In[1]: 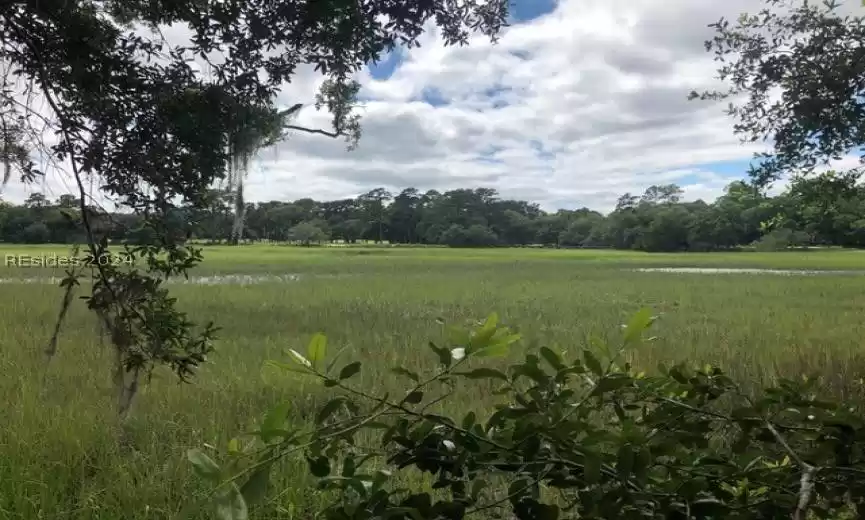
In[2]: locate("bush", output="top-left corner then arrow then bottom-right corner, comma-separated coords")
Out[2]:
754,228 -> 812,251
188,311 -> 865,519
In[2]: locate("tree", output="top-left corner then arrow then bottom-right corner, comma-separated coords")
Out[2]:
1,0 -> 510,418
640,184 -> 683,205
559,214 -> 603,247
787,170 -> 865,246
440,224 -> 498,247
23,192 -> 47,209
288,221 -> 329,246
0,59 -> 39,192
386,188 -> 422,244
358,187 -> 392,243
334,218 -> 366,244
226,103 -> 304,245
691,0 -> 865,186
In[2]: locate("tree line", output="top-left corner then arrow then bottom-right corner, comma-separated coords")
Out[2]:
2,170 -> 863,251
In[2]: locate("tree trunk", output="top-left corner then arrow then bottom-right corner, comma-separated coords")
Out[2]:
230,180 -> 245,245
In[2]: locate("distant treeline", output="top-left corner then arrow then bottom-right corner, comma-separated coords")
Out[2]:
2,170 -> 864,251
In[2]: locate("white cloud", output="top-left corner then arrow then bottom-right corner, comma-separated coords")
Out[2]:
4,0 -> 863,213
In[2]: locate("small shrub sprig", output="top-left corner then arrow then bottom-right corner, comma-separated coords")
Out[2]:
188,310 -> 865,519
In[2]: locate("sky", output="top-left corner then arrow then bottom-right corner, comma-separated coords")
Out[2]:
3,0 -> 863,213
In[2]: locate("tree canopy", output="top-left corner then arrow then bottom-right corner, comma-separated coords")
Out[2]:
5,173 -> 864,251
0,0 -> 510,416
691,0 -> 865,186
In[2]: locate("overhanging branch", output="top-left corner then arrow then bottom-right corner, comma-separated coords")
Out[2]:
282,124 -> 342,139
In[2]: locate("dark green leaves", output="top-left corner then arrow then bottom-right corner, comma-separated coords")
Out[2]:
583,350 -> 604,377
239,461 -> 272,506
307,456 -> 331,478
316,397 -> 348,425
200,309 -> 865,520
404,391 -> 424,405
338,362 -> 362,381
583,451 -> 602,485
428,341 -> 452,368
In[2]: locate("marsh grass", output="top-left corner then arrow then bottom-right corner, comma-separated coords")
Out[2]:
1,246 -> 864,518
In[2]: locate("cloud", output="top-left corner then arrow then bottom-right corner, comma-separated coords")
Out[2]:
5,0 -> 861,213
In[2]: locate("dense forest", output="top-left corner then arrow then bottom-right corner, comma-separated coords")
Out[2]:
2,170 -> 864,251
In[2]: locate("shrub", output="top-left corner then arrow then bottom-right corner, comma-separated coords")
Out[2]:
754,228 -> 811,251
188,311 -> 865,519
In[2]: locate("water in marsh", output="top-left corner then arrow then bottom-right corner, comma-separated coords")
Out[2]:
635,267 -> 865,276
0,273 -> 322,285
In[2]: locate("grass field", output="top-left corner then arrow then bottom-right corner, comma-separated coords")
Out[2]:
1,245 -> 864,519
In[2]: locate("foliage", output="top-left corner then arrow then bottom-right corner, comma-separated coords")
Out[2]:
5,173 -> 864,251
288,220 -> 330,246
191,310 -> 865,519
0,0 -> 509,417
690,0 -> 865,186
439,224 -> 500,248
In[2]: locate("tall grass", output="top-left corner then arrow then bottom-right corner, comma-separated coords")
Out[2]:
1,246 -> 864,518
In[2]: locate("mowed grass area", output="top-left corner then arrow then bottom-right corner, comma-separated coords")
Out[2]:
1,245 -> 864,519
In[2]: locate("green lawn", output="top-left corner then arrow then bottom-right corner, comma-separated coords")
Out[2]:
1,245 -> 864,519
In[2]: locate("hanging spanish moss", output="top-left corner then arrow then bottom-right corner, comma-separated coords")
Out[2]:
226,102 -> 303,245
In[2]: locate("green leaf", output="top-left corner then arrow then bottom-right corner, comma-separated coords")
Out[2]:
214,483 -> 248,520
454,368 -> 509,381
260,401 -> 290,443
461,411 -> 477,430
342,456 -> 357,478
307,456 -> 331,478
447,326 -> 471,347
590,374 -> 634,396
227,438 -> 240,455
391,367 -> 420,382
307,333 -> 327,368
187,448 -> 221,482
473,341 -> 511,358
316,397 -> 347,425
382,507 -> 424,520
623,307 -> 655,345
616,444 -> 634,481
540,346 -> 565,371
632,447 -> 652,485
468,313 -> 499,350
534,504 -> 560,520
482,312 -> 498,330
239,462 -> 272,506
583,350 -> 603,376
404,390 -> 423,405
583,451 -> 601,485
338,361 -> 362,381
